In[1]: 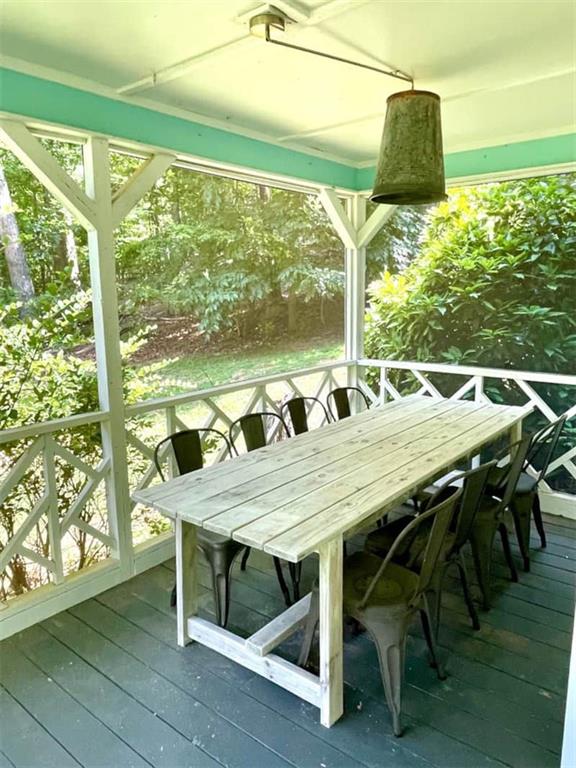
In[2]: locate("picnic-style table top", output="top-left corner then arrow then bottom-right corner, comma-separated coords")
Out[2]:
133,396 -> 527,563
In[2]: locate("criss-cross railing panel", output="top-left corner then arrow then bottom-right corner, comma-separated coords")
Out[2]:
358,358 -> 576,502
0,415 -> 113,601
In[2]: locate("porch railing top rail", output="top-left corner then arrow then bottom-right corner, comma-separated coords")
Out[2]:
125,359 -> 354,417
0,410 -> 110,447
358,358 -> 576,387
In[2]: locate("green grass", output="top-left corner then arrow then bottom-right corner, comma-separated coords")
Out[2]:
143,337 -> 344,397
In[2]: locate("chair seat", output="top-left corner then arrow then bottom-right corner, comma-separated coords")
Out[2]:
486,469 -> 538,498
343,551 -> 419,609
365,515 -> 415,557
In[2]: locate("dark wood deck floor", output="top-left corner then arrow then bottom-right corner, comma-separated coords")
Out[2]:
2,514 -> 574,768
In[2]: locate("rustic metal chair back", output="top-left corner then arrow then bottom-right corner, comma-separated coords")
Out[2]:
500,415 -> 567,568
280,396 -> 331,435
297,488 -> 460,737
154,427 -> 233,480
228,411 -> 300,606
153,428 -> 246,627
526,415 -> 567,484
469,434 -> 533,608
229,411 -> 290,453
326,386 -> 371,421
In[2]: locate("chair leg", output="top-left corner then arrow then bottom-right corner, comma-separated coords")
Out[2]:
469,524 -> 496,611
420,594 -> 446,680
298,586 -> 319,668
499,522 -> 518,583
273,557 -> 293,607
360,611 -> 409,737
288,561 -> 302,602
532,493 -> 547,548
456,551 -> 480,631
511,496 -> 532,572
203,547 -> 237,628
240,546 -> 251,571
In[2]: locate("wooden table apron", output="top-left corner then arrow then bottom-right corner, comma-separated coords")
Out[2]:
133,396 -> 527,727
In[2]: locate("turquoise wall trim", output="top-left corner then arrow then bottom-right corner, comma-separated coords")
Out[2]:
355,133 -> 576,189
0,68 -> 356,189
1,67 -> 574,191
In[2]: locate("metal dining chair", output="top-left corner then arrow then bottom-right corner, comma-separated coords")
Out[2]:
365,461 -> 497,635
486,416 -> 566,570
228,411 -> 301,605
154,428 -> 247,628
469,434 -> 533,609
299,488 -> 462,737
280,396 -> 331,435
326,386 -> 371,421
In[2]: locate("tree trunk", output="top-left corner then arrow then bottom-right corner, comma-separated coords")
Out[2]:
0,160 -> 35,304
63,208 -> 81,288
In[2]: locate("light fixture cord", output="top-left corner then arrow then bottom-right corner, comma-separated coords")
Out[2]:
264,25 -> 413,86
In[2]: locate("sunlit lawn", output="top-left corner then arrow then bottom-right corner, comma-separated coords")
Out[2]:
143,337 -> 344,397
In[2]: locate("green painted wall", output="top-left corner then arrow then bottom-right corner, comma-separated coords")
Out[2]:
0,68 -> 356,188
356,133 -> 576,189
1,67 -> 574,192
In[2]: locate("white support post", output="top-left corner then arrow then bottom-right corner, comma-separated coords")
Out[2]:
83,136 -> 133,577
111,153 -> 175,229
345,195 -> 366,388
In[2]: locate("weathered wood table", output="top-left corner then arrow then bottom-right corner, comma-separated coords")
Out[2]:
133,395 -> 527,727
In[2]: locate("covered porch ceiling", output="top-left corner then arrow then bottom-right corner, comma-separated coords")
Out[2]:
0,0 -> 575,189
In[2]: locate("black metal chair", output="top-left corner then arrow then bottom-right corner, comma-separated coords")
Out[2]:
154,428 -> 247,628
469,434 -> 533,609
486,416 -> 566,570
299,488 -> 462,737
280,396 -> 331,435
229,412 -> 301,605
365,461 -> 497,634
326,386 -> 371,421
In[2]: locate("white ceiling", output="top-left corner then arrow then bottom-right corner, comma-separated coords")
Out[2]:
1,0 -> 574,165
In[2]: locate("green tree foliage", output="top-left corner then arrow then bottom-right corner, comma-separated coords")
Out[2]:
115,169 -> 344,336
365,175 -> 576,491
366,175 -> 576,372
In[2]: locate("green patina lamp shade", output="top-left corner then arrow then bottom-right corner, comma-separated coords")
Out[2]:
371,89 -> 447,205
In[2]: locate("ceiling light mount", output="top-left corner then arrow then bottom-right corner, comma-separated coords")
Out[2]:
249,10 -> 413,85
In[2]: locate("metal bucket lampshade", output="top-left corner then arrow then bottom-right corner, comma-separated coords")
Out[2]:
371,90 -> 447,205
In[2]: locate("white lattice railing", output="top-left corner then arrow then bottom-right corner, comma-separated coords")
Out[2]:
1,357 -> 574,638
0,360 -> 351,638
358,358 -> 576,516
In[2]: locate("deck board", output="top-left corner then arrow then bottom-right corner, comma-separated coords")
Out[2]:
1,513 -> 573,768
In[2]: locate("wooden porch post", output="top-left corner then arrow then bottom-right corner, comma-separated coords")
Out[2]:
83,137 -> 133,575
345,195 -> 366,387
0,119 -> 174,582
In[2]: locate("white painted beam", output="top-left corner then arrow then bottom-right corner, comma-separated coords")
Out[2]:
319,187 -> 358,249
187,616 -> 321,707
117,36 -> 252,96
83,136 -> 133,576
344,194 -> 366,365
111,153 -> 175,228
357,203 -> 396,248
0,119 -> 97,230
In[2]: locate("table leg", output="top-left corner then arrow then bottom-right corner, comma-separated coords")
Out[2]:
175,517 -> 197,647
318,537 -> 344,727
510,419 -> 523,450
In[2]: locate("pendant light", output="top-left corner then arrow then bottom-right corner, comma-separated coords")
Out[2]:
371,90 -> 446,205
249,11 -> 446,205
